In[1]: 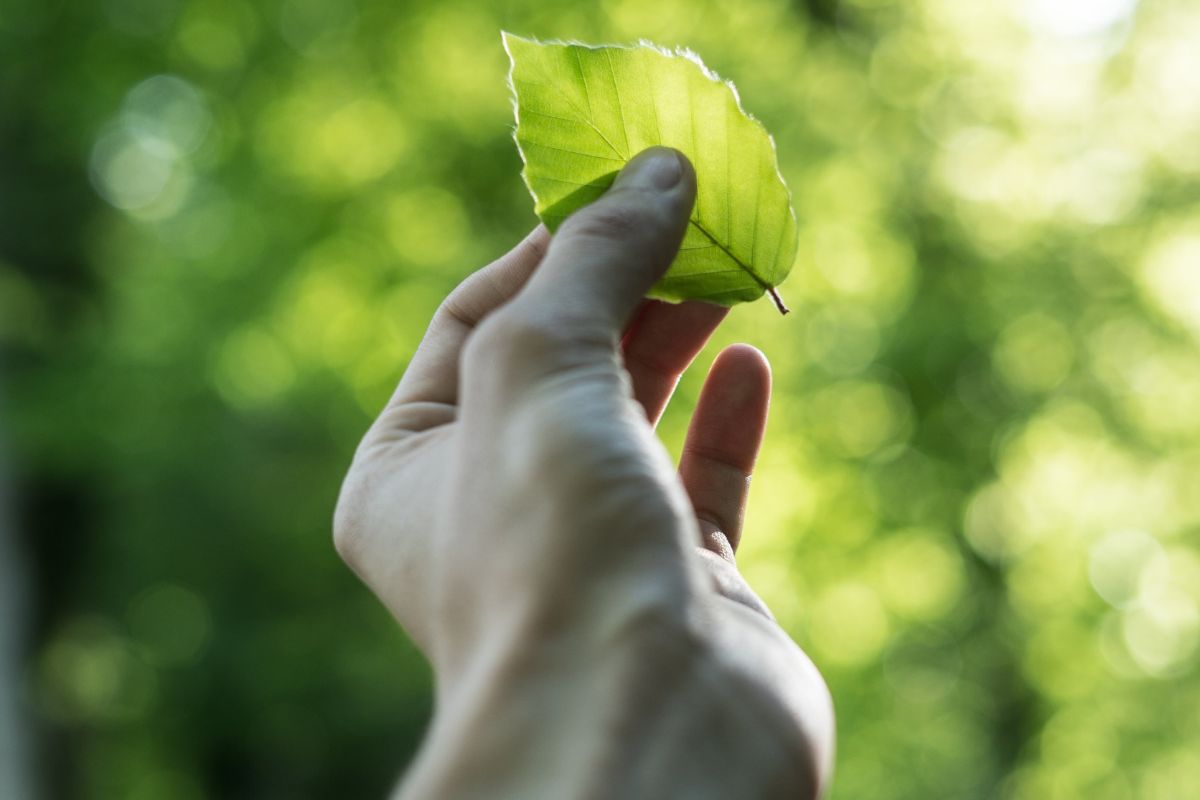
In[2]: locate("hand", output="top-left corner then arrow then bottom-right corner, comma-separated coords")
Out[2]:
334,148 -> 833,798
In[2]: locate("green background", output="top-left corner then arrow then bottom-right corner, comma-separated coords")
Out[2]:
3,0 -> 1199,797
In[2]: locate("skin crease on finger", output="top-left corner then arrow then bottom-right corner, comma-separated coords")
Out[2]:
333,148 -> 834,799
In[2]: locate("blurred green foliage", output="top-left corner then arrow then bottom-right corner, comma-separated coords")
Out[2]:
3,0 -> 1199,797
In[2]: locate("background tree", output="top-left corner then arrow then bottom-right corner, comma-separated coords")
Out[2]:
2,0 -> 1198,797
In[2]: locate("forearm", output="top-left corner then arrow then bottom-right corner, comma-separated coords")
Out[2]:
397,615 -> 823,800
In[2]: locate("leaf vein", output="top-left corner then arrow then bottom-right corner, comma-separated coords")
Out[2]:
724,98 -> 732,245
687,74 -> 700,221
572,48 -> 627,160
521,139 -> 625,162
688,220 -> 772,291
532,175 -> 613,189
658,267 -> 746,282
516,75 -> 624,159
604,48 -> 630,155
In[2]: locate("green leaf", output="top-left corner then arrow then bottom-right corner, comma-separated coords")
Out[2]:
503,32 -> 797,312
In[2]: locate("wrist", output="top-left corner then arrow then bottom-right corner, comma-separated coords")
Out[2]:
399,607 -> 821,800
404,597 -> 699,797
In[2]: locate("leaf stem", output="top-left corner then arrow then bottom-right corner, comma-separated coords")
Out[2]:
767,287 -> 790,315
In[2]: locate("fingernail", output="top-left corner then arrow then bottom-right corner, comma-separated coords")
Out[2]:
616,147 -> 682,192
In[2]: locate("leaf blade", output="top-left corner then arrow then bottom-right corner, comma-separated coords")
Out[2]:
505,32 -> 798,309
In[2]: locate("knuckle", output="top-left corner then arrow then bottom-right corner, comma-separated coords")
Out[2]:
433,266 -> 505,331
464,307 -> 579,370
432,290 -> 476,330
515,396 -> 683,538
697,547 -> 776,621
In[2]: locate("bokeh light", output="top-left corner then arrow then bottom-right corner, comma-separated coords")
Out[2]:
4,0 -> 1199,796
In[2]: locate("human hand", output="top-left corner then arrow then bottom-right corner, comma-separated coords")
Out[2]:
334,148 -> 833,798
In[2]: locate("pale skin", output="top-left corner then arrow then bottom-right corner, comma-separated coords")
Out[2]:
334,148 -> 835,798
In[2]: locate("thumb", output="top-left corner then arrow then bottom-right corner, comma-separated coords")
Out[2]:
514,147 -> 696,334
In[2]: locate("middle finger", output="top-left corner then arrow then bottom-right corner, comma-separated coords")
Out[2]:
619,299 -> 728,426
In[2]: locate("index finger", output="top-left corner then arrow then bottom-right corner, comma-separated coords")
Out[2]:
388,226 -> 549,411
